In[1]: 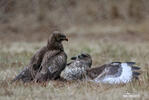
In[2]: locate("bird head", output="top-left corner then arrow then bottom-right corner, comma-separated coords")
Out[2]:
47,31 -> 68,50
71,53 -> 91,60
71,53 -> 92,68
78,53 -> 91,59
52,31 -> 68,42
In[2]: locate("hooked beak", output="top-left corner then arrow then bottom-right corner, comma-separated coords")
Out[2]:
65,38 -> 68,41
60,36 -> 68,42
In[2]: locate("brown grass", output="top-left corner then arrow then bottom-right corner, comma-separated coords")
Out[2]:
0,0 -> 149,100
0,36 -> 149,100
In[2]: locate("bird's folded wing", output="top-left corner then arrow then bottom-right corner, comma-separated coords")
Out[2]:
35,50 -> 67,81
29,46 -> 47,70
48,51 -> 67,79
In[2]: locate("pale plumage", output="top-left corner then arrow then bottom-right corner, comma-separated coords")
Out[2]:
87,62 -> 141,84
61,53 -> 92,80
61,52 -> 141,84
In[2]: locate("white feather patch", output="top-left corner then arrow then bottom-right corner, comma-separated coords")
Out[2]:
61,66 -> 86,80
93,63 -> 133,84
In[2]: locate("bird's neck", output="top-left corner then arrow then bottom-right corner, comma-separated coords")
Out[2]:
47,40 -> 64,51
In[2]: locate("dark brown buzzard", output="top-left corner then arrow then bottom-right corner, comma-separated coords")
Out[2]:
12,31 -> 68,83
34,31 -> 68,82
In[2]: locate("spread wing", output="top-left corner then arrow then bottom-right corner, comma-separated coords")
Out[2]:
87,62 -> 121,79
88,62 -> 141,84
35,50 -> 67,82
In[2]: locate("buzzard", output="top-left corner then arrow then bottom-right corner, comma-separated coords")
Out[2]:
87,62 -> 141,84
61,52 -> 141,84
12,31 -> 68,83
34,31 -> 68,82
61,53 -> 92,80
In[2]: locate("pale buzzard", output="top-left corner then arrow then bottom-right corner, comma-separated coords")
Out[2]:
61,53 -> 92,80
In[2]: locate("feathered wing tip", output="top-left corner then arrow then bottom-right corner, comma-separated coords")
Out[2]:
125,62 -> 141,80
115,62 -> 141,81
11,76 -> 19,83
118,62 -> 141,83
116,62 -> 141,83
11,67 -> 33,83
125,62 -> 136,66
131,66 -> 141,70
133,72 -> 141,80
11,69 -> 25,83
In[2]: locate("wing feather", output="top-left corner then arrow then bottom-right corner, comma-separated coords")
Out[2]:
35,50 -> 67,82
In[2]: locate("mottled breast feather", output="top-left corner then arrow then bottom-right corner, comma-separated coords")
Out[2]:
61,53 -> 92,80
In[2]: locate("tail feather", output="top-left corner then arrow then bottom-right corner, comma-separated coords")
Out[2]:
11,68 -> 33,83
11,72 -> 23,83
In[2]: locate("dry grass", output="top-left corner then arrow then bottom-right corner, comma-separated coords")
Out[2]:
0,0 -> 149,100
0,37 -> 149,100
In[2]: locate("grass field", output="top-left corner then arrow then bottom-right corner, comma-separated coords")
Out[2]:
0,29 -> 149,100
1,0 -> 149,99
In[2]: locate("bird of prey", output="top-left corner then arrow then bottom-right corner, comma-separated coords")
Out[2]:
12,31 -> 68,83
61,53 -> 92,80
34,31 -> 68,82
86,62 -> 141,84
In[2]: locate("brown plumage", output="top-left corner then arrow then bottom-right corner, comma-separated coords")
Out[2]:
12,31 -> 68,83
34,31 -> 68,82
11,45 -> 47,83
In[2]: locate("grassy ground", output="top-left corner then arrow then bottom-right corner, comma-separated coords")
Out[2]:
0,1 -> 149,99
0,33 -> 149,100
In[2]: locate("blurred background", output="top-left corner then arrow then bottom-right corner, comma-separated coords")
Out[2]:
0,0 -> 149,42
